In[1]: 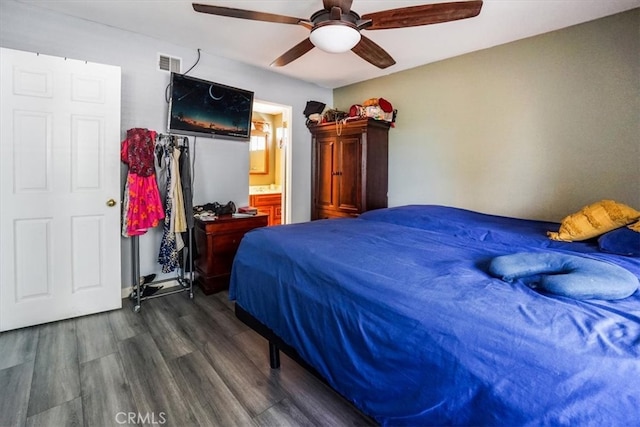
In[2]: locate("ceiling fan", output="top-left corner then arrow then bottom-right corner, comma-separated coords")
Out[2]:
192,0 -> 483,69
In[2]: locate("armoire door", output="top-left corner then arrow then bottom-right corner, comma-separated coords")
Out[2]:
336,136 -> 362,213
314,136 -> 337,211
0,48 -> 122,331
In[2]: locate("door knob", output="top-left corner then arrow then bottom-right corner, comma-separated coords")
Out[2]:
106,199 -> 117,207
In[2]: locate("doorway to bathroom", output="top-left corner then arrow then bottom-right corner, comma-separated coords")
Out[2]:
250,100 -> 292,225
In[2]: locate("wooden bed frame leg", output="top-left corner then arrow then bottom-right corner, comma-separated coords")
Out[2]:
269,341 -> 281,369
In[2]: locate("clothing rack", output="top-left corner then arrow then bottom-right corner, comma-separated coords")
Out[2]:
130,133 -> 194,312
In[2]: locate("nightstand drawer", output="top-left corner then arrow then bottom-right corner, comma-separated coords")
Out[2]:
210,253 -> 235,275
211,232 -> 244,254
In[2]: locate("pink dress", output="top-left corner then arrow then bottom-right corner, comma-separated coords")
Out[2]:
121,128 -> 165,236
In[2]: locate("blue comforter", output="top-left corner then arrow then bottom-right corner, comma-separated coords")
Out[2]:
229,205 -> 640,426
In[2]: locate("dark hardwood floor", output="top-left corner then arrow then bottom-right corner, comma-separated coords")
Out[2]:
0,288 -> 373,426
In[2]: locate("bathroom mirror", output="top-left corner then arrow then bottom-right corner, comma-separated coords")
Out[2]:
249,132 -> 269,175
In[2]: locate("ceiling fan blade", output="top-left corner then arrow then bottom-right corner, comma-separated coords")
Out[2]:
351,35 -> 396,69
362,0 -> 483,30
270,38 -> 315,67
323,0 -> 353,14
192,3 -> 310,26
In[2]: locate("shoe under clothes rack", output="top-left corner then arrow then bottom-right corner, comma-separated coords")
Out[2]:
130,133 -> 194,312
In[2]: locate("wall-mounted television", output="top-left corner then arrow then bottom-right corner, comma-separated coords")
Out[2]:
168,73 -> 254,140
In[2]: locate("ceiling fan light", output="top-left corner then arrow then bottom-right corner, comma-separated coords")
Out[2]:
310,24 -> 361,53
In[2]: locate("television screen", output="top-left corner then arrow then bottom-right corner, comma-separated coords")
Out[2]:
168,73 -> 254,139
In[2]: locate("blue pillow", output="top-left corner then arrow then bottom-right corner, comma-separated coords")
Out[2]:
598,227 -> 640,257
489,252 -> 638,300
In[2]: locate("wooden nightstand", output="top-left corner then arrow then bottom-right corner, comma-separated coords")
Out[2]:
194,213 -> 268,295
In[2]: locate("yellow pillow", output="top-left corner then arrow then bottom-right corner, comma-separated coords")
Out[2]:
547,200 -> 640,242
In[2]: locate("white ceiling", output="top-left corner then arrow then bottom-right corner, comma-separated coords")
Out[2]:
15,0 -> 640,89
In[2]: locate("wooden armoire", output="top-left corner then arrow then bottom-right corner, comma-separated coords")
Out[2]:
309,118 -> 391,220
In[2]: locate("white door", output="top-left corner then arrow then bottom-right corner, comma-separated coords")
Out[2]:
0,48 -> 122,331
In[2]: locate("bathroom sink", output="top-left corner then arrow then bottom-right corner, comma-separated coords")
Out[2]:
249,185 -> 281,195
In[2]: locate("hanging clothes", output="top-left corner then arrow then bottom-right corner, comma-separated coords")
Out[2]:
178,144 -> 194,230
121,128 -> 164,237
156,135 -> 193,273
170,147 -> 187,249
178,143 -> 195,269
157,143 -> 179,272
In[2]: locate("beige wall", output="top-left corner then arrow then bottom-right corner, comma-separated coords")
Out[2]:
335,9 -> 639,222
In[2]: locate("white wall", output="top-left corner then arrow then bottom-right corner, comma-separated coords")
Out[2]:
0,0 -> 332,289
335,9 -> 639,222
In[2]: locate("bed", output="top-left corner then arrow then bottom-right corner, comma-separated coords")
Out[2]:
228,205 -> 640,426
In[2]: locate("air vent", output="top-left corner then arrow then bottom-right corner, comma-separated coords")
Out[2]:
158,54 -> 181,73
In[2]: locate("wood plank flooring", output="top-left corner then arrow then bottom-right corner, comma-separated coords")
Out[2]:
0,289 -> 373,426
